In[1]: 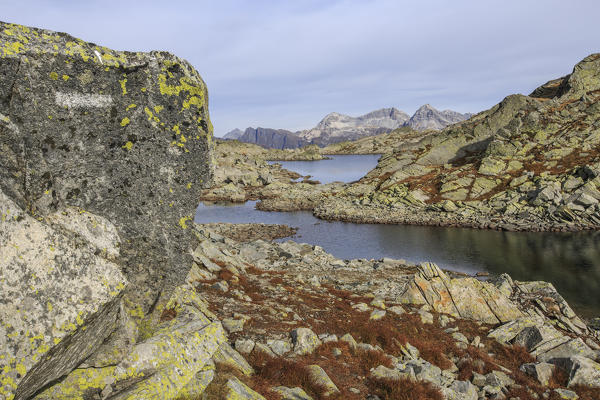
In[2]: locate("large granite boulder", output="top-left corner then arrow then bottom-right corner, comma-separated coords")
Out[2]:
0,21 -> 215,400
0,189 -> 127,400
0,21 -> 213,312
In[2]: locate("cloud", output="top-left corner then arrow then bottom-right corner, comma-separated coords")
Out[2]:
1,0 -> 599,135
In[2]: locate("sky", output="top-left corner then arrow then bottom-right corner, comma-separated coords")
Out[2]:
1,1 -> 599,136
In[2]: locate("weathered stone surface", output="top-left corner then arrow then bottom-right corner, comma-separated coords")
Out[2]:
550,356 -> 600,388
536,338 -> 596,362
105,320 -> 225,399
0,21 -> 213,318
396,262 -> 522,324
223,376 -> 266,400
272,386 -> 314,400
441,380 -> 478,400
0,190 -> 127,400
306,365 -> 340,396
291,328 -> 322,355
212,342 -> 254,376
520,362 -> 555,386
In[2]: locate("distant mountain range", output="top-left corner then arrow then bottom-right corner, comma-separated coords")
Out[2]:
223,105 -> 472,149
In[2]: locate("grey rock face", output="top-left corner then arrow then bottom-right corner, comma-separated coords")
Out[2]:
0,189 -> 127,400
223,128 -> 244,140
238,127 -> 308,149
405,104 -> 472,131
228,105 -> 469,149
0,22 -> 213,312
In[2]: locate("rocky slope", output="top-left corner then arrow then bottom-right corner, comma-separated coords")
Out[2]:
320,126 -> 434,155
312,53 -> 600,232
226,106 -> 470,149
222,54 -> 600,232
181,223 -> 600,399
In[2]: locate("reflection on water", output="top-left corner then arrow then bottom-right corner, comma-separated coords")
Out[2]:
268,154 -> 380,183
195,201 -> 600,317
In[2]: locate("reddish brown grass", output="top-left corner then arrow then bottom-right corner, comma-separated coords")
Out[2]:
367,377 -> 444,400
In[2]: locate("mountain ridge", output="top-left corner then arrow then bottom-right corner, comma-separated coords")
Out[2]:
224,105 -> 470,149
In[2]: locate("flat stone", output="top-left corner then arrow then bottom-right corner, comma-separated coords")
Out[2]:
222,318 -> 246,333
235,339 -> 256,355
370,309 -> 387,320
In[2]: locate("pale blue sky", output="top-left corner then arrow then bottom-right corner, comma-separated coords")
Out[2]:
2,1 -> 599,136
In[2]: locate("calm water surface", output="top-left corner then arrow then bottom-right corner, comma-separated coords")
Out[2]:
268,154 -> 380,183
198,156 -> 600,317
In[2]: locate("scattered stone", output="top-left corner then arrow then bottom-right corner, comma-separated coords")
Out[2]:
306,365 -> 340,396
552,388 -> 579,399
291,328 -> 322,355
224,376 -> 266,400
267,339 -> 292,357
222,318 -> 246,333
388,305 -> 406,315
370,297 -> 386,309
340,333 -> 358,350
520,362 -> 555,386
370,309 -> 387,320
212,280 -> 230,292
352,303 -> 372,312
273,386 -> 314,400
235,339 -> 256,355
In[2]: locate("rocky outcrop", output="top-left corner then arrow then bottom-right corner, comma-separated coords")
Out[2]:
0,21 -> 215,400
0,21 -> 213,312
396,262 -> 522,324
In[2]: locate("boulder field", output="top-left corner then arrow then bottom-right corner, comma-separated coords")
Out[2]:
1,21 -> 600,400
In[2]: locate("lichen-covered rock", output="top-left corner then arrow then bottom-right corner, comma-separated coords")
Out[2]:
105,320 -> 225,399
396,262 -> 522,324
272,386 -> 314,400
223,376 -> 266,400
0,21 -> 213,317
550,356 -> 600,388
0,190 -> 127,400
306,365 -> 340,397
290,328 -> 322,355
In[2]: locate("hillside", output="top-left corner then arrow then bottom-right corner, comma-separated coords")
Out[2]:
313,54 -> 600,232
